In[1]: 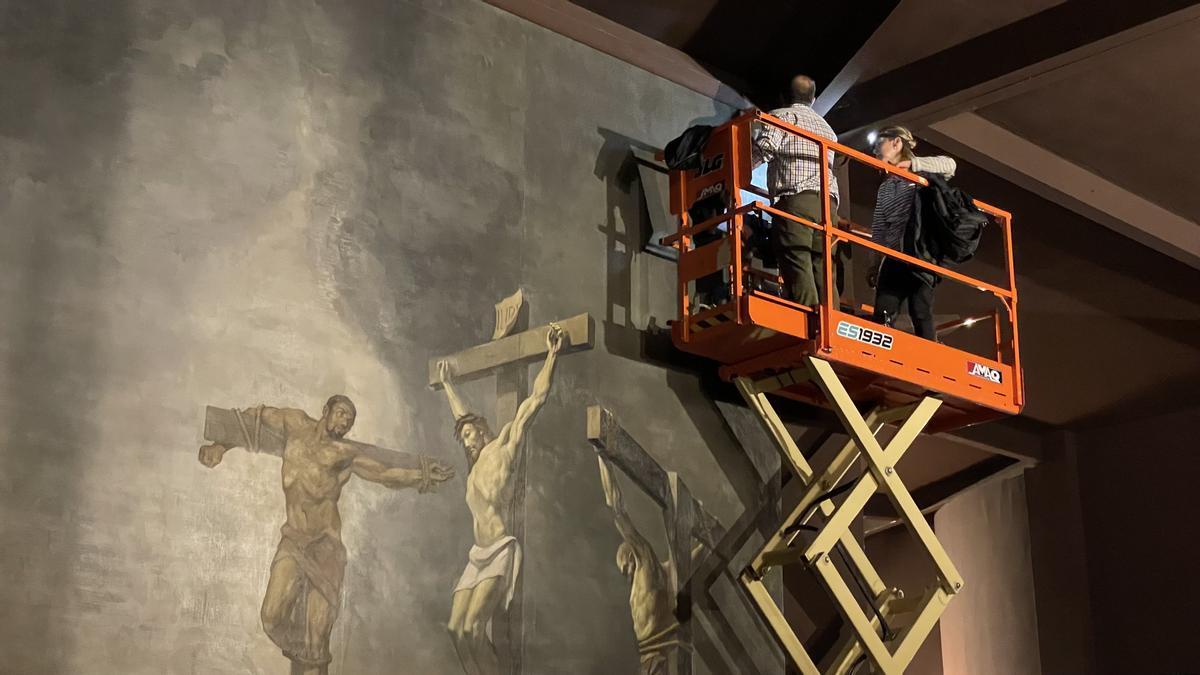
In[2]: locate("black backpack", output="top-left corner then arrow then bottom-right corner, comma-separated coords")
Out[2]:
917,174 -> 990,264
663,125 -> 714,171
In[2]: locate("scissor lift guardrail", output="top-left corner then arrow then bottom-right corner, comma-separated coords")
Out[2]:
662,110 -> 1025,673
663,110 -> 1023,434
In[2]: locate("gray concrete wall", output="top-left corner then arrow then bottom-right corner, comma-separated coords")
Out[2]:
0,1 -> 770,673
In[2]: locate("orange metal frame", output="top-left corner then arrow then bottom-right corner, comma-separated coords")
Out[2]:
664,110 -> 1024,433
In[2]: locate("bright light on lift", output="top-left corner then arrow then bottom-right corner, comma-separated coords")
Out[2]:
867,130 -> 878,146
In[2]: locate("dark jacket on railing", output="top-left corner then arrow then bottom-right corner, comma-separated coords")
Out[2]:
872,155 -> 956,287
914,173 -> 990,267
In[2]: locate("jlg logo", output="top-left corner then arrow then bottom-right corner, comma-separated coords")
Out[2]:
696,153 -> 724,177
967,361 -> 1002,384
696,181 -> 725,201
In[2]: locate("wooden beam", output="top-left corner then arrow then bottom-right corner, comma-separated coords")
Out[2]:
478,0 -> 748,108
924,113 -> 1200,269
668,473 -> 696,675
427,313 -> 594,388
826,1 -> 1200,132
587,405 -> 725,551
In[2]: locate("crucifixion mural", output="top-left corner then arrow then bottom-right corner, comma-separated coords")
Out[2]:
197,397 -> 455,675
587,405 -> 726,675
429,290 -> 595,675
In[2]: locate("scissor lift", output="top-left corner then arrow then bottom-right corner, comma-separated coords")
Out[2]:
663,111 -> 1025,674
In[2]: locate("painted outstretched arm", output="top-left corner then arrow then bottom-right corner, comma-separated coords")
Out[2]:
350,451 -> 455,493
597,456 -> 654,558
496,323 -> 565,450
198,405 -> 304,468
436,360 -> 471,421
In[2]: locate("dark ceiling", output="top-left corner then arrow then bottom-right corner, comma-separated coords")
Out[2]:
569,0 -> 901,107
977,18 -> 1200,223
825,0 -> 1200,132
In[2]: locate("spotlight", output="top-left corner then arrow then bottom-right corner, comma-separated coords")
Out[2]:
963,318 -> 977,327
867,130 -> 878,146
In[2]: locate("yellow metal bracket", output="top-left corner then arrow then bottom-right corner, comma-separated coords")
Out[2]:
734,356 -> 963,675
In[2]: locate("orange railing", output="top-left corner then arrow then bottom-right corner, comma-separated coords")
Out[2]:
662,109 -> 1023,406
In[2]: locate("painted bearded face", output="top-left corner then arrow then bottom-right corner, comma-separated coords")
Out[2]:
460,422 -> 487,461
326,402 -> 356,438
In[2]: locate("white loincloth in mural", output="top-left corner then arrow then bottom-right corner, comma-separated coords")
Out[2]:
453,534 -> 522,614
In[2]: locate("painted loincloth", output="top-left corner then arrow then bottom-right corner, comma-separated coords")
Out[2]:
265,524 -> 347,666
638,623 -> 685,675
452,535 -> 522,611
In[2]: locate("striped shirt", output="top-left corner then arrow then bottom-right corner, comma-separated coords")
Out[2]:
752,104 -> 839,202
871,155 -> 957,252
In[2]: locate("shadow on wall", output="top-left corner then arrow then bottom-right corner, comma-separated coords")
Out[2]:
0,1 -> 133,672
594,98 -> 737,364
666,371 -> 763,510
593,126 -> 649,360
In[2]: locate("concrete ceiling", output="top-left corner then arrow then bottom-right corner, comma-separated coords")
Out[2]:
852,0 -> 1065,82
822,2 -> 1200,430
817,0 -> 1064,110
977,18 -> 1200,223
565,0 -> 900,105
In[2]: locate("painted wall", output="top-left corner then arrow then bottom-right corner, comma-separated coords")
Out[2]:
0,1 -> 776,673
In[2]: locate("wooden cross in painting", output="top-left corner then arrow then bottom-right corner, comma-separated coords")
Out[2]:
588,405 -> 727,675
430,290 -> 594,675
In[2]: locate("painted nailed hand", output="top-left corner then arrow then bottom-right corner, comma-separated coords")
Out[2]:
436,359 -> 454,384
546,323 -> 566,354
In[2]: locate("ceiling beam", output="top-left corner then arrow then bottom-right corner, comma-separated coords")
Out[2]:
825,1 -> 1200,133
923,112 -> 1200,269
480,0 -> 748,108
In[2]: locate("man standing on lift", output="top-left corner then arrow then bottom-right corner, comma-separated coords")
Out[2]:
752,75 -> 840,308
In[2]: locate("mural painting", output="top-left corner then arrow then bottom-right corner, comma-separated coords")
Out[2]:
597,456 -> 684,675
426,290 -> 596,675
197,398 -> 455,674
435,325 -> 564,675
588,405 -> 730,675
0,1 -> 796,672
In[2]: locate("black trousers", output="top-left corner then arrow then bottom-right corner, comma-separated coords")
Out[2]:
872,259 -> 936,340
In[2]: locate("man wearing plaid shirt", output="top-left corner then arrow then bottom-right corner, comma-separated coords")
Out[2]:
752,75 -> 839,306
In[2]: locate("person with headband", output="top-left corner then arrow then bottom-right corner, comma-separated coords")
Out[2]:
868,126 -> 957,340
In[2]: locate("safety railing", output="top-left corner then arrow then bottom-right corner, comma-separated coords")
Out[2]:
662,109 -> 1023,407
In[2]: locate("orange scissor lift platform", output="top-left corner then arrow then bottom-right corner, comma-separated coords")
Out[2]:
663,111 -> 1024,435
